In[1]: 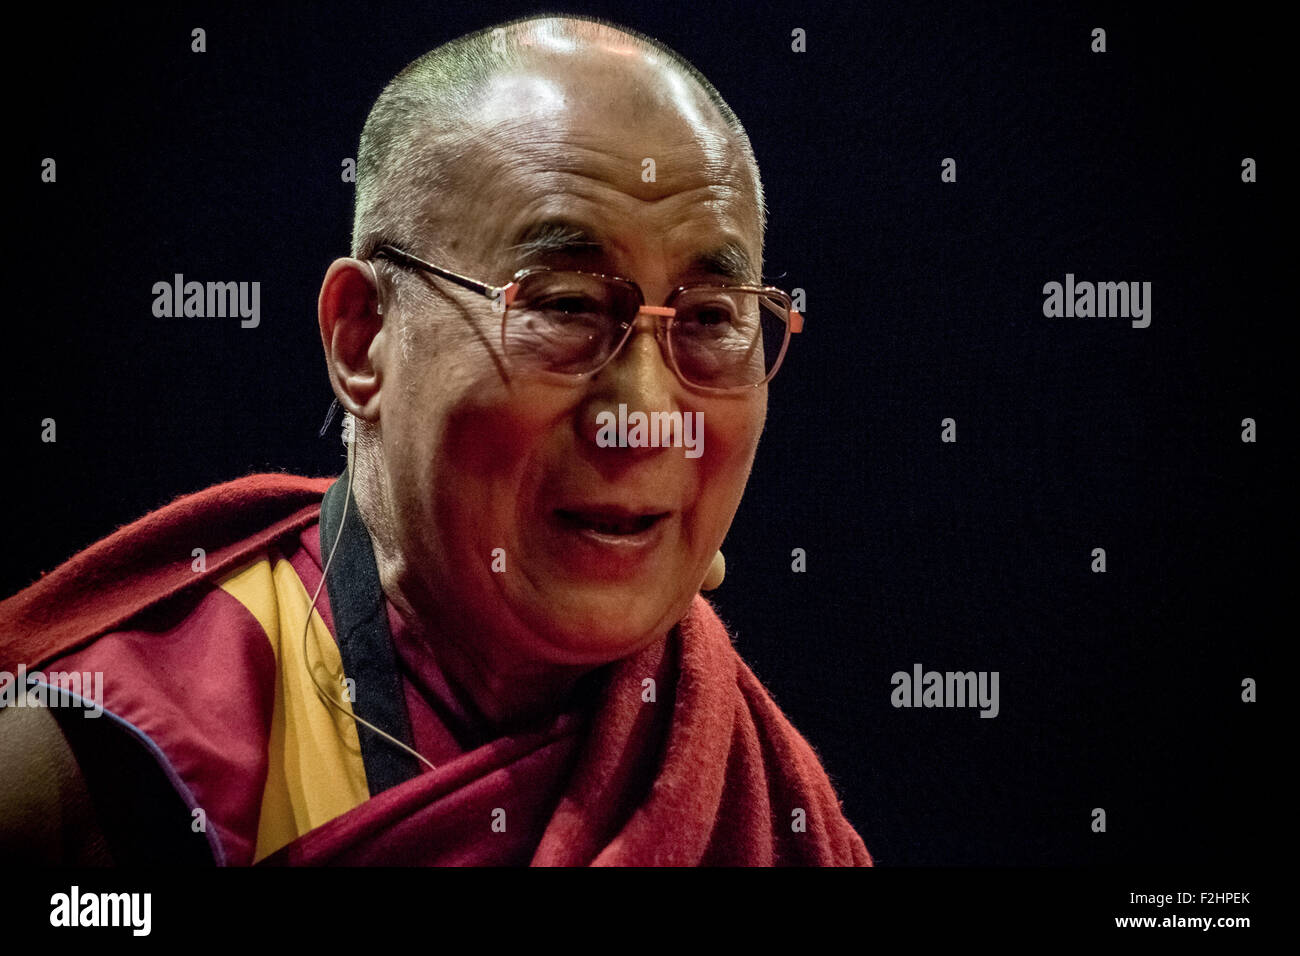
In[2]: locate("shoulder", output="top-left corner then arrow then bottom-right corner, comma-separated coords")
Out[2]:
0,689 -> 221,865
0,474 -> 338,866
0,472 -> 333,672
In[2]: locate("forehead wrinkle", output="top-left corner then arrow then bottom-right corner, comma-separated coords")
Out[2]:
485,126 -> 744,192
506,220 -> 754,281
450,128 -> 760,278
496,204 -> 758,286
479,165 -> 756,243
497,176 -> 751,235
444,99 -> 762,253
459,100 -> 747,189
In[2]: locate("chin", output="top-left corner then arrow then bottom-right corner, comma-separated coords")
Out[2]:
520,581 -> 689,662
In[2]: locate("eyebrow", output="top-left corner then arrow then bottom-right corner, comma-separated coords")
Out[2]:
506,219 -> 758,283
508,221 -> 603,261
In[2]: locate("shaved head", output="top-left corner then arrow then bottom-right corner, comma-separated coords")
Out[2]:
350,14 -> 766,274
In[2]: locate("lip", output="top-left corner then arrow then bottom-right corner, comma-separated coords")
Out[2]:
554,505 -> 671,534
541,505 -> 674,578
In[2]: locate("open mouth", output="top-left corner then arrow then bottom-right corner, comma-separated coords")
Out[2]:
555,508 -> 668,536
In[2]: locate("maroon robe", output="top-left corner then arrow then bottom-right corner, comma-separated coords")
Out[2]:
0,474 -> 872,866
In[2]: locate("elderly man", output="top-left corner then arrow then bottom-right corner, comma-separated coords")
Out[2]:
0,14 -> 870,866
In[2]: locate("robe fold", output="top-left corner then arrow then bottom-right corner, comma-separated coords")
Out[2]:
0,473 -> 872,866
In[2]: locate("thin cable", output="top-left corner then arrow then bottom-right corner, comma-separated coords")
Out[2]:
300,424 -> 438,773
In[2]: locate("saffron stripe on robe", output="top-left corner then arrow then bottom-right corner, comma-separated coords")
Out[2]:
215,555 -> 371,862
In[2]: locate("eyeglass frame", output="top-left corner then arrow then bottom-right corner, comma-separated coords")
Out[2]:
367,242 -> 803,394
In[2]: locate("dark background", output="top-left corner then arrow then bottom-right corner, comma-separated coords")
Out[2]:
10,1 -> 1280,865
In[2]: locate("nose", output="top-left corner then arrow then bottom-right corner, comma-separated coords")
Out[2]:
577,309 -> 685,455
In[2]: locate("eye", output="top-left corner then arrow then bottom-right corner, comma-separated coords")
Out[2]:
536,294 -> 604,315
678,297 -> 741,330
691,306 -> 734,326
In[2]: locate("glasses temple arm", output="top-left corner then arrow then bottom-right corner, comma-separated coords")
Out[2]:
373,244 -> 503,299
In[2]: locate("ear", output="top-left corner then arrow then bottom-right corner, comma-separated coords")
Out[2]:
319,258 -> 385,422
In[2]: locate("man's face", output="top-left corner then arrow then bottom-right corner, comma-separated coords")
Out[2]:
377,41 -> 766,667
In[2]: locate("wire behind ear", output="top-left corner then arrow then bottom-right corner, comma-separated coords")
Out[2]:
366,259 -> 384,315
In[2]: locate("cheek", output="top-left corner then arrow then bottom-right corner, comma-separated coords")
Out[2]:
685,397 -> 765,538
387,321 -> 543,479
424,381 -> 579,553
436,383 -> 574,487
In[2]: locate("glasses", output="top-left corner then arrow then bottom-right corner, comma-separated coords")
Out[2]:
370,243 -> 803,393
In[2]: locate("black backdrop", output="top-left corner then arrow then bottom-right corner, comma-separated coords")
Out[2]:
9,1 -> 1279,866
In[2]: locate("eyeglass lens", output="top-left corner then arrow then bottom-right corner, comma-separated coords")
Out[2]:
502,272 -> 790,388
